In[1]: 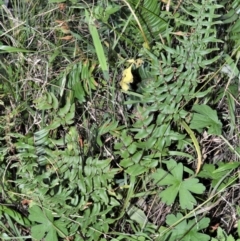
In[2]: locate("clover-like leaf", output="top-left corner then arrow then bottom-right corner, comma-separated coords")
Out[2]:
152,160 -> 205,210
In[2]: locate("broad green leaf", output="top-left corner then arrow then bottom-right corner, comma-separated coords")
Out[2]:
134,124 -> 155,139
152,161 -> 205,209
152,168 -> 176,186
131,151 -> 143,163
97,119 -> 118,146
120,158 -> 132,168
165,213 -> 210,241
190,104 -> 222,135
159,184 -> 179,205
198,163 -> 235,191
34,128 -> 49,145
215,227 -> 235,241
127,142 -> 137,154
28,205 -> 68,241
126,164 -> 147,176
182,178 -> 205,194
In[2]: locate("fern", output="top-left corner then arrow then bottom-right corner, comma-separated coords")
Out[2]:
115,0 -> 222,210
223,0 -> 240,49
127,0 -> 168,45
12,92 -> 121,241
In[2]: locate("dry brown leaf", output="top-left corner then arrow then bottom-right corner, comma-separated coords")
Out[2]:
21,199 -> 32,206
59,35 -> 73,40
171,31 -> 190,36
58,3 -> 66,11
55,20 -> 70,34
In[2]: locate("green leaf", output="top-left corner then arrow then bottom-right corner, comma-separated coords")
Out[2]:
86,10 -> 109,80
125,164 -> 147,176
28,205 -> 68,241
152,161 -> 205,209
238,220 -> 240,238
0,205 -> 31,227
97,119 -> 118,146
0,45 -> 33,53
65,103 -> 75,124
190,104 -> 222,135
213,162 -> 240,173
158,184 -> 179,205
179,178 -> 205,209
73,81 -> 85,103
34,128 -> 49,145
34,94 -> 52,110
165,213 -> 210,241
127,204 -> 149,227
58,97 -> 71,117
50,92 -> 59,110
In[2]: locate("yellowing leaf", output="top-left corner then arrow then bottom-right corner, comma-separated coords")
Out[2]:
119,64 -> 133,91
59,35 -> 73,40
55,20 -> 70,34
171,31 -> 190,36
127,59 -> 135,64
143,42 -> 150,49
120,81 -> 130,91
58,3 -> 66,11
121,65 -> 133,84
135,58 -> 144,68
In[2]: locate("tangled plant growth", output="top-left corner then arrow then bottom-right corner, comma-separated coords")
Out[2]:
0,0 -> 240,240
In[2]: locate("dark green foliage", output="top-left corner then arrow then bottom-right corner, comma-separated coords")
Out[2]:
128,0 -> 168,44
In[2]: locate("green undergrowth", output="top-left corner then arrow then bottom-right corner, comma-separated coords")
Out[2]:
0,0 -> 240,240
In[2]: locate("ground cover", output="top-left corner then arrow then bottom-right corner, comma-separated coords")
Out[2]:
0,0 -> 240,240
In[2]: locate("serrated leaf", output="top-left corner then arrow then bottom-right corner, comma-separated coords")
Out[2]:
190,104 -> 222,135
165,213 -> 210,241
152,161 -> 205,209
28,205 -> 53,223
159,184 -> 179,205
28,205 -> 67,241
